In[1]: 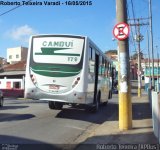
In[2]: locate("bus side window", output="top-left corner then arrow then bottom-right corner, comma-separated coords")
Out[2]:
99,56 -> 102,75
102,57 -> 105,76
92,48 -> 95,61
88,47 -> 95,73
105,61 -> 109,77
89,47 -> 92,61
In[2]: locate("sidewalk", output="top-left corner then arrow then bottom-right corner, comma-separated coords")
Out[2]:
75,91 -> 158,150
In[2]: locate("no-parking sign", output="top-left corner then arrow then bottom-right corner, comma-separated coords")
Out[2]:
113,22 -> 130,40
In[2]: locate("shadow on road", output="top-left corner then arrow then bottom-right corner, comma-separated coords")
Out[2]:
5,99 -> 48,105
0,106 -> 29,110
56,90 -> 152,124
56,102 -> 118,124
75,132 -> 158,150
0,135 -> 62,150
0,113 -> 35,122
132,102 -> 152,120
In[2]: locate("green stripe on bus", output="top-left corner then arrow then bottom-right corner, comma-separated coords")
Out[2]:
35,53 -> 80,56
35,47 -> 80,56
30,65 -> 81,77
31,69 -> 80,77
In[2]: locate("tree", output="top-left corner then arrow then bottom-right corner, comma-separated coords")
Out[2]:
131,52 -> 144,60
105,50 -> 117,55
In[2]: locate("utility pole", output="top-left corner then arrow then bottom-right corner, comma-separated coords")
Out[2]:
116,0 -> 132,130
149,0 -> 154,89
147,30 -> 151,89
129,18 -> 149,97
137,19 -> 142,97
158,53 -> 159,92
156,46 -> 159,92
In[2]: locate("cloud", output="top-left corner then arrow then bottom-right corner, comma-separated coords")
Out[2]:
5,25 -> 37,43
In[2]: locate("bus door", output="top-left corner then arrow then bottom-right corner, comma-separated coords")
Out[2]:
94,53 -> 99,102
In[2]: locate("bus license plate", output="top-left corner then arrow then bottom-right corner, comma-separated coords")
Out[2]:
49,85 -> 59,90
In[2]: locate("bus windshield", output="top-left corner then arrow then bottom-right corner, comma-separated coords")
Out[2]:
32,36 -> 84,65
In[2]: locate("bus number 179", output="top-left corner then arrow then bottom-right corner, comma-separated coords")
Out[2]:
68,57 -> 78,62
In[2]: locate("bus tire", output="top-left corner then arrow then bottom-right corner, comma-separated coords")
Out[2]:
102,101 -> 108,106
48,101 -> 55,109
0,97 -> 4,107
54,102 -> 63,110
71,103 -> 77,107
48,101 -> 63,110
108,90 -> 112,99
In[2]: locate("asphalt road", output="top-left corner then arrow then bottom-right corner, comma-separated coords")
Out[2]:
0,96 -> 118,150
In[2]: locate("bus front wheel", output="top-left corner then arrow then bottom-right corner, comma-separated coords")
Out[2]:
108,90 -> 112,99
48,101 -> 63,110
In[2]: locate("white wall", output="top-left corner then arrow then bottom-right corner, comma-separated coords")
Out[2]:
0,77 -> 25,89
7,47 -> 28,64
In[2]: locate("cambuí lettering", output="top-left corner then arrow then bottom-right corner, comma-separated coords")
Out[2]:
42,41 -> 73,48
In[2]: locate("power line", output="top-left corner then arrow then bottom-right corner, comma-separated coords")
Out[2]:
130,0 -> 138,35
0,0 -> 32,17
126,0 -> 137,54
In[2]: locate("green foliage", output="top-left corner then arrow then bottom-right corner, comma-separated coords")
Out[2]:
131,52 -> 144,60
105,50 -> 117,55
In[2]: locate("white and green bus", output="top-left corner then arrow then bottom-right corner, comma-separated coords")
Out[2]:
25,34 -> 113,112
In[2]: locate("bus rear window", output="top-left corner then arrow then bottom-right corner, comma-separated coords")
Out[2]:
32,37 -> 84,65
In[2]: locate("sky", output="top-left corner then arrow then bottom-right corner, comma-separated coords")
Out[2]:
0,0 -> 159,59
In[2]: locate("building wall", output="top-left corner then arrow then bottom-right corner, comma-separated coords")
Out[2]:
0,77 -> 25,89
0,58 -> 3,67
7,47 -> 28,64
21,47 -> 28,61
142,62 -> 160,68
0,57 -> 7,67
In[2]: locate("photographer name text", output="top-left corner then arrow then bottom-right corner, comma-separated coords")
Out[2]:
0,0 -> 92,6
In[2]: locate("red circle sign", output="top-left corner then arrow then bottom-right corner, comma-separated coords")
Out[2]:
113,22 -> 130,40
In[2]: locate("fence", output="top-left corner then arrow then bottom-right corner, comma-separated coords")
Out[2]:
151,91 -> 160,143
